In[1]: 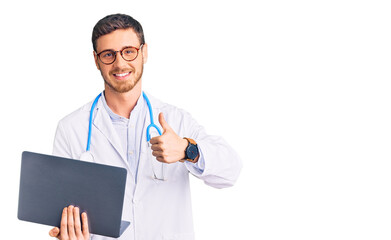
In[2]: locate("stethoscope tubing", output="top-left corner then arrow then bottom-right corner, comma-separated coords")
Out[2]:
86,93 -> 102,151
85,91 -> 166,180
86,91 -> 161,151
143,92 -> 162,141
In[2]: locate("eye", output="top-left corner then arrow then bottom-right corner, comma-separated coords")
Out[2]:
102,52 -> 113,58
123,48 -> 136,55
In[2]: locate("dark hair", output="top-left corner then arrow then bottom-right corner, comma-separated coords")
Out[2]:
92,13 -> 145,52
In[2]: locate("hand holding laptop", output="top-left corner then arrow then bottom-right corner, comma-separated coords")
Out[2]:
49,205 -> 89,240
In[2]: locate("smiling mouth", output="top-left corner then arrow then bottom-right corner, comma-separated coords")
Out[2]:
113,72 -> 131,77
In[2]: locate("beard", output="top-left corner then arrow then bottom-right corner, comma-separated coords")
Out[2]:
102,64 -> 143,93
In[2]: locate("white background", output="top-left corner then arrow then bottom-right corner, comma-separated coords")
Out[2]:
1,0 -> 391,239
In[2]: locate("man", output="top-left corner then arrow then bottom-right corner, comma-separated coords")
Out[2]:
49,13 -> 241,240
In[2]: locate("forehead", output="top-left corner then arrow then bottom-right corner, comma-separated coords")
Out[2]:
95,28 -> 140,52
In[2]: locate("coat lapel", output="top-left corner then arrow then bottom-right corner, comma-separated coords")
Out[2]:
136,92 -> 166,184
92,100 -> 130,170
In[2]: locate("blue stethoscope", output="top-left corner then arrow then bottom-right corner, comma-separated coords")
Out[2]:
79,91 -> 163,171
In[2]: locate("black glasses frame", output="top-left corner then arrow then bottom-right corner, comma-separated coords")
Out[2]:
96,44 -> 144,65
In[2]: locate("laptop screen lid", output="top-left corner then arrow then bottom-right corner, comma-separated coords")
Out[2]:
18,151 -> 130,238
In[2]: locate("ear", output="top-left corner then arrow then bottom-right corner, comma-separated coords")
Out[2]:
142,43 -> 148,64
93,51 -> 100,70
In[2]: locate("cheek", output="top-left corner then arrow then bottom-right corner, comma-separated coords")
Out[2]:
133,60 -> 144,72
100,66 -> 112,76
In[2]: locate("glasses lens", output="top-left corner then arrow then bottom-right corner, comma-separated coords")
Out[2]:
99,50 -> 115,64
122,47 -> 138,61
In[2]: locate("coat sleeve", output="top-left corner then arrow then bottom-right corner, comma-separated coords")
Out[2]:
174,109 -> 242,189
52,121 -> 73,158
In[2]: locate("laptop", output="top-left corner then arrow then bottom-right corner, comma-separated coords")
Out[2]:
18,151 -> 130,238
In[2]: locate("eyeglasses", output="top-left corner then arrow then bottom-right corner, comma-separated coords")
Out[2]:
96,45 -> 143,65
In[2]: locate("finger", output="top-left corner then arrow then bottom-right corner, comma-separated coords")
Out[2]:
149,136 -> 161,145
158,112 -> 172,133
60,207 -> 68,238
49,227 -> 60,237
74,207 -> 83,238
151,144 -> 163,151
152,150 -> 163,157
81,212 -> 90,239
67,205 -> 76,238
156,156 -> 166,162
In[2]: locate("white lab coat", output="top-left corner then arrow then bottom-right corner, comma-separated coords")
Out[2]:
53,92 -> 242,240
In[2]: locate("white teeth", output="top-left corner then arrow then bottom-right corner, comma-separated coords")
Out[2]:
115,72 -> 130,77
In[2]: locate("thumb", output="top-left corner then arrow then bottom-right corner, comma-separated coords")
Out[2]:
159,112 -> 172,133
49,227 -> 60,237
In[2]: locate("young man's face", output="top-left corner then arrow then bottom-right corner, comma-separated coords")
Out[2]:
94,28 -> 147,93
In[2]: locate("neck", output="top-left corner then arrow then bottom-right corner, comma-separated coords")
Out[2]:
104,81 -> 142,119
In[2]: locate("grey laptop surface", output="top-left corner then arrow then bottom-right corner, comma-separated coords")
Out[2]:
18,151 -> 130,238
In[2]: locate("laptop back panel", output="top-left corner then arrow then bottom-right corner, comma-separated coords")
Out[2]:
18,151 -> 129,238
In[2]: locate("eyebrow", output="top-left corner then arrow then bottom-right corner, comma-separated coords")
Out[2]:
98,46 -> 138,54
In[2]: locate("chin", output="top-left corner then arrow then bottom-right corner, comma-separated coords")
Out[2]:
105,79 -> 140,94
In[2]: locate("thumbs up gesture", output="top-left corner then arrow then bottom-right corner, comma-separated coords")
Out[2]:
150,112 -> 188,163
